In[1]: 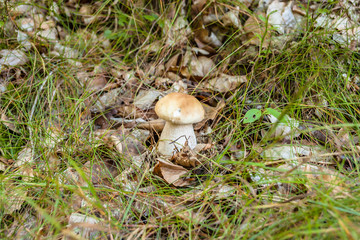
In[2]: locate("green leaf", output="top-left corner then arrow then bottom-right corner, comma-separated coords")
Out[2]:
0,21 -> 4,28
144,14 -> 158,22
265,108 -> 281,118
265,108 -> 289,122
257,14 -> 266,23
157,19 -> 165,29
243,109 -> 262,123
104,29 -> 113,39
118,13 -> 128,27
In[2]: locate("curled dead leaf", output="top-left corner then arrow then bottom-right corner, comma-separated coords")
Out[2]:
180,55 -> 216,79
171,141 -> 199,168
154,158 -> 192,187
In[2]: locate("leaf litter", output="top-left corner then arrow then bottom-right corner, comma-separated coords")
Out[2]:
1,0 -> 360,238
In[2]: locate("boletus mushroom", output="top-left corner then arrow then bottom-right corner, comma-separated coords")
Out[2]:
155,92 -> 205,156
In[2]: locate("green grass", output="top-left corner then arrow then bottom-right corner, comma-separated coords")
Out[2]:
1,0 -> 360,239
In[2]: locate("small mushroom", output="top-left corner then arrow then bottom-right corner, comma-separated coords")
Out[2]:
155,92 -> 205,156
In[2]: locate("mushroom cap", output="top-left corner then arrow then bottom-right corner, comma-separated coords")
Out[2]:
155,92 -> 204,124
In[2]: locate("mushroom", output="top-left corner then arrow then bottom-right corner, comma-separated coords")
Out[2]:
155,92 -> 205,156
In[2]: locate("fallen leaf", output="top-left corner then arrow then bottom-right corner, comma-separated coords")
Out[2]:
115,104 -> 147,119
14,147 -> 34,168
36,28 -> 58,41
0,184 -> 27,214
91,76 -> 109,92
261,145 -> 333,164
1,113 -> 19,133
0,49 -> 29,70
276,163 -> 347,196
201,74 -> 247,92
264,111 -> 300,140
54,43 -> 79,59
222,10 -> 241,28
162,8 -> 191,46
203,99 -> 225,120
154,158 -> 192,186
195,27 -> 223,48
68,213 -> 100,239
133,89 -> 161,110
92,88 -> 124,112
267,0 -> 297,34
170,141 -> 199,168
243,12 -> 270,47
180,55 -> 216,79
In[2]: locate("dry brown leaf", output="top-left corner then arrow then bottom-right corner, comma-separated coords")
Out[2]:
171,141 -> 199,168
86,75 -> 107,92
115,105 -> 145,119
141,40 -> 163,54
267,0 -> 297,34
195,28 -> 223,48
1,113 -> 19,133
0,184 -> 27,214
202,74 -> 247,92
14,147 -> 34,168
194,37 -> 217,53
191,0 -> 207,16
243,12 -> 270,48
154,159 -> 192,186
99,128 -> 148,158
193,143 -> 213,154
83,161 -> 119,185
277,163 -> 347,196
166,72 -> 182,81
0,49 -> 29,69
222,10 -> 241,28
203,99 -> 225,120
302,164 -> 347,196
165,53 -> 181,72
133,89 -> 161,110
180,55 -> 216,79
334,128 -> 359,149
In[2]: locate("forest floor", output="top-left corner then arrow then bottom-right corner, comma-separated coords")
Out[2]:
1,0 -> 360,239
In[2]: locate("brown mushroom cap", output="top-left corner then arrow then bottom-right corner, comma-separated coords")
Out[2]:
155,92 -> 204,125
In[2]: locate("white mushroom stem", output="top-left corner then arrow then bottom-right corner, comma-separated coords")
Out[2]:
158,121 -> 197,156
